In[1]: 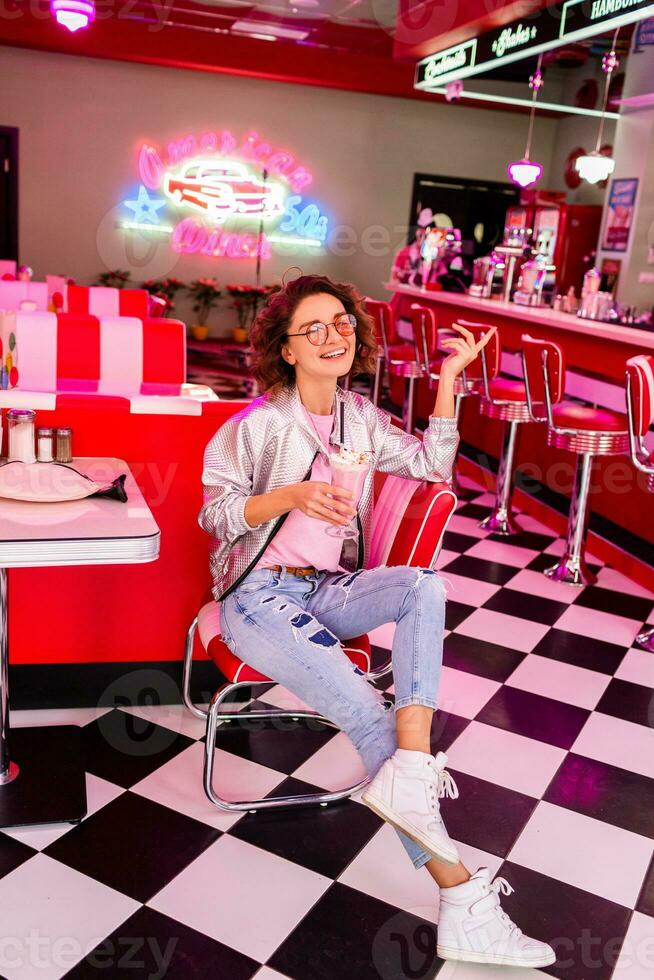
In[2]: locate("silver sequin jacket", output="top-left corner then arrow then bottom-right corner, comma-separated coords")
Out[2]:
199,382 -> 459,601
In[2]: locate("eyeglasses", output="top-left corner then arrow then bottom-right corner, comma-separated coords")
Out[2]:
286,313 -> 357,347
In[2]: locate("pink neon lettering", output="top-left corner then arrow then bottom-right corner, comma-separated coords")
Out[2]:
219,130 -> 237,155
171,218 -> 207,254
289,168 -> 313,193
200,131 -> 218,152
138,144 -> 164,190
267,152 -> 294,177
171,218 -> 270,260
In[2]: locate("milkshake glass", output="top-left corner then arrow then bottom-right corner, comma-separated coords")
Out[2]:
326,448 -> 371,540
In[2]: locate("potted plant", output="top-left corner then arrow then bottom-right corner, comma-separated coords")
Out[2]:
187,278 -> 221,341
95,269 -> 132,288
141,277 -> 185,318
226,284 -> 278,343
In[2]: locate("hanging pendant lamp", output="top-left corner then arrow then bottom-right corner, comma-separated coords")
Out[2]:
508,58 -> 544,189
50,0 -> 95,32
575,35 -> 619,184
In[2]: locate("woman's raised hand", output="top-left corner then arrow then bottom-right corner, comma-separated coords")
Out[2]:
439,323 -> 497,380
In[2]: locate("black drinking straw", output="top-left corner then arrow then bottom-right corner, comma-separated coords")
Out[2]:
339,400 -> 345,445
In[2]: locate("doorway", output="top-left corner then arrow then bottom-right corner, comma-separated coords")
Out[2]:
409,173 -> 519,259
0,127 -> 18,261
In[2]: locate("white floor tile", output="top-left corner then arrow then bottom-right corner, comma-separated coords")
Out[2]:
465,539 -> 540,569
615,648 -> 654,690
436,549 -> 460,570
254,968 -> 293,980
555,604 -> 643,648
453,608 -> 549,654
11,707 -> 113,729
148,835 -> 331,963
448,514 -> 491,540
437,962 -> 553,979
368,621 -> 396,649
502,569 -> 580,604
594,567 -> 654,600
508,801 -> 654,909
131,741 -> 286,831
446,721 -> 566,799
572,712 -> 654,780
612,911 -> 654,978
292,730 -> 368,792
441,572 -> 501,608
438,667 -> 501,720
339,823 -> 440,923
505,654 -> 611,710
0,853 -> 139,980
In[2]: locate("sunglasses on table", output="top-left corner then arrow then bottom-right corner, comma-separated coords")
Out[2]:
286,313 -> 357,347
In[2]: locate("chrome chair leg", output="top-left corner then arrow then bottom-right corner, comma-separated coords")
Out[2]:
545,452 -> 597,586
448,392 -> 476,501
480,420 -> 522,535
182,617 -> 208,720
203,680 -> 371,812
404,376 -> 416,433
636,626 -> 654,653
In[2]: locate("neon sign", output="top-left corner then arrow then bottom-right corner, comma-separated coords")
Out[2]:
119,128 -> 330,261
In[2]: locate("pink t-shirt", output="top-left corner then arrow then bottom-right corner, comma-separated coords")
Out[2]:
254,410 -> 345,572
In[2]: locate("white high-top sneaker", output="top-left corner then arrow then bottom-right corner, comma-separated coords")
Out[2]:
361,748 -> 460,865
437,867 -> 556,968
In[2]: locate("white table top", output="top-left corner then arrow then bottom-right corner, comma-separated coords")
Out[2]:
0,457 -> 160,568
385,283 -> 654,351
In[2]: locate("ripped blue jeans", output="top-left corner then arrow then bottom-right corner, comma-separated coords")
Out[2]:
219,563 -> 447,870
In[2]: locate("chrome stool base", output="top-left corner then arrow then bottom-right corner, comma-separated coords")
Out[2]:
480,510 -> 522,536
636,626 -> 654,653
0,761 -> 19,786
544,555 -> 597,587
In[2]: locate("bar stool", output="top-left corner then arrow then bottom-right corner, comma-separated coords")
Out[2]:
457,319 -> 537,534
183,472 -> 457,812
388,304 -> 440,434
522,334 -> 630,585
625,354 -> 654,652
365,298 -> 416,407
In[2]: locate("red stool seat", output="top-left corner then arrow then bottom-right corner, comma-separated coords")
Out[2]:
387,342 -> 416,362
551,403 -> 628,432
487,378 -> 527,401
197,598 -> 372,684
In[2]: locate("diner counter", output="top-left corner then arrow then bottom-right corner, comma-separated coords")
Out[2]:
383,281 -> 653,554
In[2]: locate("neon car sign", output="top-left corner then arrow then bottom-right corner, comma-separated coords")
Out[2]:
120,128 -> 330,260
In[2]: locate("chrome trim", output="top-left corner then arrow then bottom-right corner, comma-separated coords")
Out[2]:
0,533 -> 160,568
544,453 -> 596,586
182,617 -> 208,721
626,371 -> 654,476
635,625 -> 654,653
0,567 -> 18,785
521,349 -> 548,424
479,420 -> 522,536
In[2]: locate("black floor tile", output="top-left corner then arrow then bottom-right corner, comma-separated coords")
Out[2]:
429,709 -> 470,753
444,632 -> 526,682
444,599 -> 474,631
544,753 -> 654,839
531,628 -> 628,675
63,905 -> 260,979
82,710 -> 196,789
488,530 -> 556,552
44,792 -> 220,903
636,853 -> 654,918
455,502 -> 495,522
596,678 -> 654,729
440,769 -> 537,857
442,555 -> 519,586
0,832 -> 36,880
497,861 -> 632,980
442,530 -> 480,554
214,714 -> 338,775
482,588 -> 569,626
475,687 -> 590,750
527,553 -> 601,576
572,586 -> 653,623
229,776 -> 380,878
268,880 -> 443,980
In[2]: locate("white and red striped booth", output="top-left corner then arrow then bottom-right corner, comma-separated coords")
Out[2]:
66,285 -> 150,319
0,311 -> 193,408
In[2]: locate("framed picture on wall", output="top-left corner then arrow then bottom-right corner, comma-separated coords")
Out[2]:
602,178 -> 638,252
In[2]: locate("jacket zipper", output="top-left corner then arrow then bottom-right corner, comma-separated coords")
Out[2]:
218,450 -> 319,601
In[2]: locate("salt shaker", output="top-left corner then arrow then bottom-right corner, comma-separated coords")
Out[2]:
37,427 -> 55,463
7,408 -> 37,463
55,427 -> 73,463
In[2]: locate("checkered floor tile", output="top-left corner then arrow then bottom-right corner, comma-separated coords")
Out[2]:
1,481 -> 653,980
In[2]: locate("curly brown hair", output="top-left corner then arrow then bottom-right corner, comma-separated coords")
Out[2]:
248,274 -> 379,391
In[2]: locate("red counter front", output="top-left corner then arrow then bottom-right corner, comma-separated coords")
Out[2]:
386,285 -> 654,555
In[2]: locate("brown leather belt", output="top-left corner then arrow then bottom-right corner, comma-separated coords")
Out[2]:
265,564 -> 317,578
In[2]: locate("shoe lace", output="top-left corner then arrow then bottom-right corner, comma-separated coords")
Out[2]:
488,877 -> 522,937
426,757 -> 459,813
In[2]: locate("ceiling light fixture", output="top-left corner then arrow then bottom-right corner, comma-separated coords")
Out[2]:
575,32 -> 619,184
50,0 -> 95,31
508,55 -> 544,189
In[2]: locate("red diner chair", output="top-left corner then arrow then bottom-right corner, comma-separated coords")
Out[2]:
521,334 -> 630,585
625,354 -> 654,651
387,304 -> 441,435
457,319 -> 539,534
365,299 -> 418,408
183,471 -> 457,813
